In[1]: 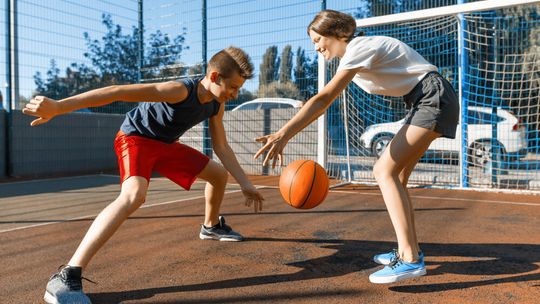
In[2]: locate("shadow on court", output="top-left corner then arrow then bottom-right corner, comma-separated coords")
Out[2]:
88,239 -> 540,303
0,175 -> 119,198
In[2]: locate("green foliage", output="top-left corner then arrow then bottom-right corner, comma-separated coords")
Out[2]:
279,45 -> 293,83
33,14 -> 188,114
256,45 -> 318,100
258,81 -> 302,99
294,47 -> 318,100
259,46 -> 280,86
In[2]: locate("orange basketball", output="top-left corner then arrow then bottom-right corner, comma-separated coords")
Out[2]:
279,159 -> 329,209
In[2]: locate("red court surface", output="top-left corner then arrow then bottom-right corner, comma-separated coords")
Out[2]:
1,174 -> 540,303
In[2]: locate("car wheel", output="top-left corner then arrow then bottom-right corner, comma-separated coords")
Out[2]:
468,141 -> 506,167
371,135 -> 393,158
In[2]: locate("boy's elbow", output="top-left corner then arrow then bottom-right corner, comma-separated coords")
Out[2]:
212,143 -> 232,156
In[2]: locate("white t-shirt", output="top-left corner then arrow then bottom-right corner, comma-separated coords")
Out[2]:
337,36 -> 437,97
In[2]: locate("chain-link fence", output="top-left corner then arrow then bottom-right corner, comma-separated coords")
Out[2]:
1,1 -> 538,194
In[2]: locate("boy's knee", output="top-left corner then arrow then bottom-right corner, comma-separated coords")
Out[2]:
214,163 -> 228,185
124,190 -> 146,205
118,180 -> 148,211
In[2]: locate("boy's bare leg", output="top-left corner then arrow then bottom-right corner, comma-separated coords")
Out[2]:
68,176 -> 149,268
196,159 -> 229,227
373,125 -> 439,263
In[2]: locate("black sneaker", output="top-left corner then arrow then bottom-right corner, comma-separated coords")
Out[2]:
199,216 -> 243,241
44,266 -> 92,304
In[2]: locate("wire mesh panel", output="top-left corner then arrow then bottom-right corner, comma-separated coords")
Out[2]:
324,2 -> 540,192
462,7 -> 539,190
199,1 -> 323,173
16,0 -> 140,113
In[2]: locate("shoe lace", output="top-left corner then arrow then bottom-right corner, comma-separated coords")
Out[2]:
389,249 -> 399,263
57,265 -> 97,291
389,258 -> 403,270
218,222 -> 232,232
217,217 -> 232,232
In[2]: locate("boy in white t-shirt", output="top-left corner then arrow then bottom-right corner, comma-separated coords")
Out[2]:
255,10 -> 458,284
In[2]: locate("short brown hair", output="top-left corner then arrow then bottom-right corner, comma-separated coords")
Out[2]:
307,10 -> 358,42
208,46 -> 254,79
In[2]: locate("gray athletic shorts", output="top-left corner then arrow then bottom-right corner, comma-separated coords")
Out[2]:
403,71 -> 459,139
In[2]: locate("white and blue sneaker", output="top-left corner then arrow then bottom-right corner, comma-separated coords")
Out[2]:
369,257 -> 426,284
373,249 -> 424,266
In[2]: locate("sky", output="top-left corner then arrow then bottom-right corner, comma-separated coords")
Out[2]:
0,0 -> 364,106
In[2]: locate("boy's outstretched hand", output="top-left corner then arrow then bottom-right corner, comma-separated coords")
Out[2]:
254,133 -> 286,169
242,184 -> 264,213
22,96 -> 61,126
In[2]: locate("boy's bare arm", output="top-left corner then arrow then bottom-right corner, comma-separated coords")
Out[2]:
209,106 -> 251,186
23,81 -> 188,126
209,106 -> 264,212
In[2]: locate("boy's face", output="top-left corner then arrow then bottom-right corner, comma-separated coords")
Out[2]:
210,71 -> 245,103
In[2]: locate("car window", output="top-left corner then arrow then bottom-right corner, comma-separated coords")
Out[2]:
259,103 -> 278,110
238,103 -> 260,110
259,103 -> 294,110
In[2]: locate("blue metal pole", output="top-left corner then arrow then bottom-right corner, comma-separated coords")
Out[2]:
202,0 -> 212,158
137,0 -> 143,83
458,0 -> 468,188
491,23 -> 499,186
3,0 -> 14,178
3,0 -> 10,112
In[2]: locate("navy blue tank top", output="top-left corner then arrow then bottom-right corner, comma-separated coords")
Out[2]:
120,77 -> 221,143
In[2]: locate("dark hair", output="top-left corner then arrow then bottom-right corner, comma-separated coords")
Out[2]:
208,46 -> 254,79
307,10 -> 363,42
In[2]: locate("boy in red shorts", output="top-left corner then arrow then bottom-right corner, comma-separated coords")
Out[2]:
23,46 -> 264,304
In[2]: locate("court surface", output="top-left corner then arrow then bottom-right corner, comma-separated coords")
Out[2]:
1,174 -> 539,303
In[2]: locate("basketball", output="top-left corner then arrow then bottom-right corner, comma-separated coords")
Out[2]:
279,159 -> 329,209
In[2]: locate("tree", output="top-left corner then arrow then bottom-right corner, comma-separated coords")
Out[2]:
33,14 -> 188,113
259,46 -> 280,86
294,47 -> 318,100
143,29 -> 188,81
279,45 -> 293,83
258,81 -> 302,99
83,14 -> 140,85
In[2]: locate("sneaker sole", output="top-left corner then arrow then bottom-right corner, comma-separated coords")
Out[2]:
44,291 -> 58,304
369,268 -> 427,284
199,233 -> 243,242
373,257 -> 392,266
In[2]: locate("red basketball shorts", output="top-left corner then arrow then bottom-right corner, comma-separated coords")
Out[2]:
113,131 -> 210,190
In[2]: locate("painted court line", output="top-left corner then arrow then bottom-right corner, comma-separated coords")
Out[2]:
0,189 -> 242,234
2,177 -> 537,234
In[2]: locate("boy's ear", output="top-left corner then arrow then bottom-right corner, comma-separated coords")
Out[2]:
209,71 -> 220,83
